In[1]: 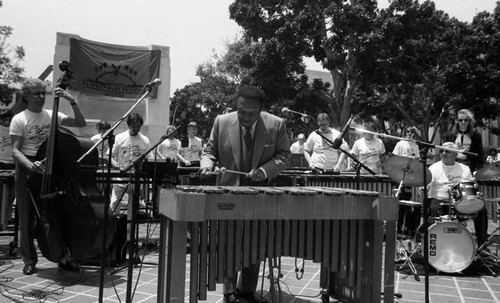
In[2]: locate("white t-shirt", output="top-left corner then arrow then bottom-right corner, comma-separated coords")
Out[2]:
428,161 -> 472,200
156,138 -> 181,161
90,133 -> 110,159
290,141 -> 304,154
181,136 -> 202,162
0,125 -> 13,163
392,140 -> 420,160
111,131 -> 151,170
305,129 -> 348,170
10,109 -> 67,157
350,137 -> 386,174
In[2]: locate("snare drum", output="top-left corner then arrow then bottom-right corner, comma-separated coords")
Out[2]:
417,221 -> 475,273
452,181 -> 485,215
397,200 -> 422,238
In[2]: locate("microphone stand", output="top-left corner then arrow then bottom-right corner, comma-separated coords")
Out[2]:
76,84 -> 157,303
120,127 -> 179,303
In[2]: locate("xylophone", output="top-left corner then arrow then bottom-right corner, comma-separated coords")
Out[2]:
157,186 -> 399,303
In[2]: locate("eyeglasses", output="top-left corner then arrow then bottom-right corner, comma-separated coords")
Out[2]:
457,119 -> 470,123
31,91 -> 46,97
406,130 -> 415,134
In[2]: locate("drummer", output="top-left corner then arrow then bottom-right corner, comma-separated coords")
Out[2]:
427,142 -> 488,247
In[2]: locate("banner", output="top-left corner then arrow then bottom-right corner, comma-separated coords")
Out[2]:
69,38 -> 161,99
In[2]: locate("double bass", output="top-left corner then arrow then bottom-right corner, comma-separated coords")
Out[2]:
30,61 -> 115,263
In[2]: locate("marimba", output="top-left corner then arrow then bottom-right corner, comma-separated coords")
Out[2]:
157,186 -> 399,303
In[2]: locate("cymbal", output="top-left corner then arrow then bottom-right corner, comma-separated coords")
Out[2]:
475,162 -> 500,181
382,154 -> 432,187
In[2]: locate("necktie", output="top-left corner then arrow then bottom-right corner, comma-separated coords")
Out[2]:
244,127 -> 253,150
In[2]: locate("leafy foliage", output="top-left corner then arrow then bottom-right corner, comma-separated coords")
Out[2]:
229,0 -> 379,126
0,2 -> 25,108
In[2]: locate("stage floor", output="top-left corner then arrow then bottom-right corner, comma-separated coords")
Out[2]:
0,219 -> 498,303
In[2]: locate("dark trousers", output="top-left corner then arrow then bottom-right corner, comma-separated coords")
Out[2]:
474,208 -> 488,246
16,164 -> 38,266
223,263 -> 260,294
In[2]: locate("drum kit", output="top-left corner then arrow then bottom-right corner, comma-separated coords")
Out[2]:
383,154 -> 498,278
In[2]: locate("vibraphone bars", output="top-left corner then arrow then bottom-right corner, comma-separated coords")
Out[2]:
157,186 -> 399,303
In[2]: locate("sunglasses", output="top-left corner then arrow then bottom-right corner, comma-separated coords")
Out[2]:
457,119 -> 470,123
406,130 -> 415,133
31,91 -> 46,97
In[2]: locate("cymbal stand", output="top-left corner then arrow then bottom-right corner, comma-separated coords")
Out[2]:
396,240 -> 421,281
476,230 -> 499,277
394,169 -> 421,281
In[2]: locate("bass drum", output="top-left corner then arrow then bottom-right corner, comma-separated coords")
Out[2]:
416,221 -> 476,273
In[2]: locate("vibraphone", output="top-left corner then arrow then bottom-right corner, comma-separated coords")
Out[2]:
277,172 -> 397,197
157,186 -> 399,303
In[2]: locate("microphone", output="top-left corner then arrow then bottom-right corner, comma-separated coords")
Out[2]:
282,107 -> 309,117
145,78 -> 162,88
332,115 -> 354,149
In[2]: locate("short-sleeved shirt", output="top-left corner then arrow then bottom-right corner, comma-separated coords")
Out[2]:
156,138 -> 181,161
10,109 -> 67,157
290,141 -> 304,154
392,140 -> 420,160
305,129 -> 348,170
181,136 -> 203,162
90,133 -> 110,159
350,137 -> 386,174
428,161 -> 472,200
112,131 -> 151,171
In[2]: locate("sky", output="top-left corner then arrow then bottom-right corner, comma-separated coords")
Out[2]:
0,0 -> 497,96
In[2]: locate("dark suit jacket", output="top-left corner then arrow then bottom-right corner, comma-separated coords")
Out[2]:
201,111 -> 290,186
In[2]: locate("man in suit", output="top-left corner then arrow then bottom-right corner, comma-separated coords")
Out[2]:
201,86 -> 290,303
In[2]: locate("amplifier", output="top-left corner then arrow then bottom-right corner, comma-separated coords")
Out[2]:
81,214 -> 127,267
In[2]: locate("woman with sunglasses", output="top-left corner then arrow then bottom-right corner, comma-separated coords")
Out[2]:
448,109 -> 484,173
444,109 -> 487,248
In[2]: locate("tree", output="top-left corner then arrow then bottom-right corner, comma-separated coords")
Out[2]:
169,56 -> 238,139
0,0 -> 25,109
171,37 -> 327,137
229,0 -> 379,126
355,0 -> 467,141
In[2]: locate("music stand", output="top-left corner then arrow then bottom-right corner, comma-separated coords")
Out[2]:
142,161 -> 177,177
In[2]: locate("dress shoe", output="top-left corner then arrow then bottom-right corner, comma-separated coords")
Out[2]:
58,260 -> 81,273
237,292 -> 268,303
22,264 -> 35,275
224,293 -> 241,303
